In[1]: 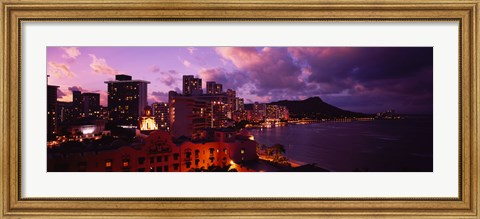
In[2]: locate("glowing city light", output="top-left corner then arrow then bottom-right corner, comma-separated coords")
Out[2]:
81,125 -> 95,135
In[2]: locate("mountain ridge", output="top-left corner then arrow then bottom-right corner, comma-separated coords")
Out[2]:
267,96 -> 370,119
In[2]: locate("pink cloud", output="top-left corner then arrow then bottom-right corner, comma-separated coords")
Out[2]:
198,68 -> 226,82
57,88 -> 73,102
61,47 -> 81,60
197,67 -> 249,90
215,47 -> 261,68
89,54 -> 119,75
48,62 -> 76,78
182,60 -> 191,67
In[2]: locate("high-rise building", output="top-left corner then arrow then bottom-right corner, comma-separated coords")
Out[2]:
47,85 -> 59,136
105,74 -> 150,128
235,98 -> 244,111
206,81 -> 223,95
206,82 -> 215,94
99,106 -> 109,120
253,102 -> 267,121
232,110 -> 248,122
72,90 -> 83,119
71,91 -> 101,119
265,105 -> 289,120
226,89 -> 236,119
57,101 -> 73,124
152,102 -> 170,130
182,75 -> 202,96
82,93 -> 100,117
197,94 -> 229,128
169,92 -> 210,139
210,101 -> 228,128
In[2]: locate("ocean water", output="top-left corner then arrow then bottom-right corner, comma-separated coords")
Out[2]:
249,117 -> 433,172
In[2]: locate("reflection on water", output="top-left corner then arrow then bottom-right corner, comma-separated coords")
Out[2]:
249,117 -> 433,172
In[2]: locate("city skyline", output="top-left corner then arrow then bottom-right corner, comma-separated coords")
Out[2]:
47,47 -> 433,172
47,47 -> 433,114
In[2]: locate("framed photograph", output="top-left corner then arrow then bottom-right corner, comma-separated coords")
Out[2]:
1,0 -> 478,218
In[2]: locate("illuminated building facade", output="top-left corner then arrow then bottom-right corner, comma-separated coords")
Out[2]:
72,90 -> 83,119
196,94 -> 229,128
152,102 -> 169,130
139,106 -> 158,132
226,89 -> 236,119
47,130 -> 258,172
266,105 -> 289,120
206,81 -> 223,95
253,102 -> 267,121
210,101 -> 228,128
105,74 -> 150,128
233,110 -> 249,122
57,101 -> 73,124
169,92 -> 210,139
66,118 -> 107,139
82,93 -> 101,117
47,85 -> 59,136
182,75 -> 202,96
235,98 -> 244,111
232,98 -> 246,122
99,106 -> 109,120
70,91 -> 101,119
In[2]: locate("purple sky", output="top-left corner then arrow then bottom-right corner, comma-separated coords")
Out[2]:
47,47 -> 433,114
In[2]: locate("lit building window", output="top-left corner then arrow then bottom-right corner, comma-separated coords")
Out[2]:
105,160 -> 112,168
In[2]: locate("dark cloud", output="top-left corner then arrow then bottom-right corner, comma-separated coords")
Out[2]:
158,75 -> 176,87
287,47 -> 433,113
68,86 -> 87,92
216,47 -> 306,95
149,91 -> 169,103
288,47 -> 433,94
215,47 -> 433,113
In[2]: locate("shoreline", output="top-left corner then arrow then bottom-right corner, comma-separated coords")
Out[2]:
256,154 -> 306,168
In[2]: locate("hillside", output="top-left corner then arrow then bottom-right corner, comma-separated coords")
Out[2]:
268,96 -> 370,119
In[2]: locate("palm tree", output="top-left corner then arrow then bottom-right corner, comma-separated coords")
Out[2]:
271,143 -> 286,162
266,147 -> 274,158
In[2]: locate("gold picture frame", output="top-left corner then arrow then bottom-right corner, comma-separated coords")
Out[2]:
1,0 -> 478,218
